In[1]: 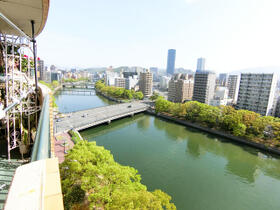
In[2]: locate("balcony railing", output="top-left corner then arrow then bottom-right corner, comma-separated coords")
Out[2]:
31,95 -> 51,161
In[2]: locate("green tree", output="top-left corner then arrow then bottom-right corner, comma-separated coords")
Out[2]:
155,97 -> 171,113
95,80 -> 143,101
198,104 -> 221,128
60,141 -> 176,210
154,97 -> 280,147
123,89 -> 133,99
114,88 -> 124,98
52,80 -> 59,88
232,123 -> 247,137
169,103 -> 181,117
185,101 -> 203,122
134,91 -> 144,100
150,92 -> 160,101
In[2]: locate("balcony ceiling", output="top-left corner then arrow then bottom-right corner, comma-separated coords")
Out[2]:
0,0 -> 49,38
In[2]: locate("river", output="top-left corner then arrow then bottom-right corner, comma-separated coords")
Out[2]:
56,89 -> 280,210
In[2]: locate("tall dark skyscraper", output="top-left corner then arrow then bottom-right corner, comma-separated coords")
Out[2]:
166,49 -> 176,75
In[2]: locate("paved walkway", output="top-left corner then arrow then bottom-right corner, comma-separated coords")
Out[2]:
54,133 -> 74,163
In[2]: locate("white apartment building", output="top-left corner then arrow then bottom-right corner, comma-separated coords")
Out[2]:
125,75 -> 138,90
227,74 -> 240,103
105,71 -> 119,86
236,73 -> 277,116
159,76 -> 171,90
210,87 -> 233,106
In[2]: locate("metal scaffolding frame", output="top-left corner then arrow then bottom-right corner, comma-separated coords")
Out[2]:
0,33 -> 40,161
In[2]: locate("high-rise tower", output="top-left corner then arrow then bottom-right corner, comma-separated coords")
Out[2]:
196,57 -> 206,72
192,71 -> 216,105
166,49 -> 176,75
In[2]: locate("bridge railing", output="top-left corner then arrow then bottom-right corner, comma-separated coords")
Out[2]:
31,95 -> 51,161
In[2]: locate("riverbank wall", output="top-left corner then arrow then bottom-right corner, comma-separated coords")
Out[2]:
95,89 -> 125,103
146,109 -> 280,156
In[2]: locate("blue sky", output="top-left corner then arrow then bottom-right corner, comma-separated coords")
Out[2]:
37,0 -> 280,72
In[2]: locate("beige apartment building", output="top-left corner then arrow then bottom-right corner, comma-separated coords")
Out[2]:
139,69 -> 153,97
115,77 -> 126,88
168,74 -> 194,103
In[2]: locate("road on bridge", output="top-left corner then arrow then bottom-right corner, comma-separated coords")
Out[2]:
55,102 -> 149,133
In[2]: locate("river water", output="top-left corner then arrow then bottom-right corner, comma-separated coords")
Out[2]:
56,89 -> 280,210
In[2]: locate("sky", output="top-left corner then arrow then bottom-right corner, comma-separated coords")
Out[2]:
37,0 -> 280,73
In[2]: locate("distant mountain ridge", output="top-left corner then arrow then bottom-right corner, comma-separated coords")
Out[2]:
81,66 -> 280,77
83,67 -> 107,73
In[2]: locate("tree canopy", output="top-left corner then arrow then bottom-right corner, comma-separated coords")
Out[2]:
155,98 -> 280,148
63,77 -> 90,83
60,141 -> 176,210
150,92 -> 160,101
95,80 -> 144,100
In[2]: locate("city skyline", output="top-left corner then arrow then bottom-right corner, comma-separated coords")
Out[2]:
37,0 -> 280,72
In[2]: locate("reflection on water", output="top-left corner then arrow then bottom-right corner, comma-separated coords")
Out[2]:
153,116 -> 280,184
55,89 -> 115,113
186,138 -> 201,159
137,115 -> 150,131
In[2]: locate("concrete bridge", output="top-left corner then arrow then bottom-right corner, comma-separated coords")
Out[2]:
57,88 -> 96,96
55,102 -> 149,133
62,82 -> 95,89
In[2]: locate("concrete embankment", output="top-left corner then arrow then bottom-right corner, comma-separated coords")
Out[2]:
146,109 -> 280,156
95,89 -> 125,103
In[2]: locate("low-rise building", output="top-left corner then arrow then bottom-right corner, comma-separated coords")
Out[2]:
210,87 -> 232,106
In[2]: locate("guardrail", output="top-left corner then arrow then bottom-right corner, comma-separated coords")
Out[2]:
31,95 -> 51,161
